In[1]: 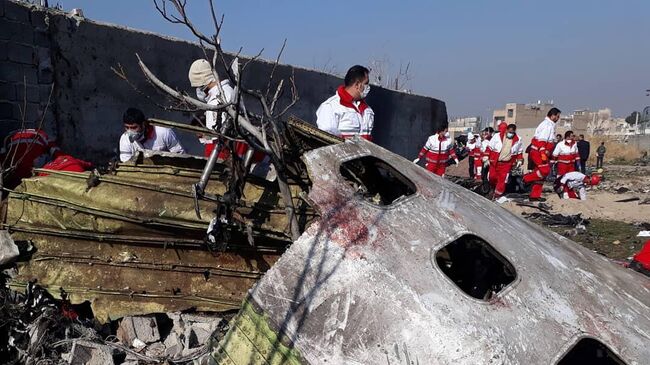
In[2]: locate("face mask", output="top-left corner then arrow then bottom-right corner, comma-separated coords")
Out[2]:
360,84 -> 370,99
196,87 -> 208,101
126,129 -> 144,143
566,139 -> 573,144
444,132 -> 450,138
506,132 -> 515,139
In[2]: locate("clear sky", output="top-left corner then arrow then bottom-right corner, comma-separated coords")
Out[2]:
57,0 -> 649,121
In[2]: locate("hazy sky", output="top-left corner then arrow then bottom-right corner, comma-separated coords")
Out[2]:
57,0 -> 649,121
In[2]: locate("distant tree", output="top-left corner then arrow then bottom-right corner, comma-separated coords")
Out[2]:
625,111 -> 641,125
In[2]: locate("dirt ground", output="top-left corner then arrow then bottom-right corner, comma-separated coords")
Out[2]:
499,165 -> 650,260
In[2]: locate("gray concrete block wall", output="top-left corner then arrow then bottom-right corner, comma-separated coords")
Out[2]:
0,0 -> 54,139
1,0 -> 447,163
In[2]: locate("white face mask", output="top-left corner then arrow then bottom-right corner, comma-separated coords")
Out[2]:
506,132 -> 515,139
126,129 -> 144,143
565,139 -> 573,144
196,87 -> 208,101
360,84 -> 370,99
444,132 -> 450,138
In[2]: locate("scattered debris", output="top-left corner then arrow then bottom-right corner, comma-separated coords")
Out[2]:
613,240 -> 621,245
522,212 -> 588,228
615,197 -> 640,203
638,231 -> 650,237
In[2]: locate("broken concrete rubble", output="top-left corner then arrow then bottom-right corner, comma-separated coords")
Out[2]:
68,341 -> 115,365
116,315 -> 161,345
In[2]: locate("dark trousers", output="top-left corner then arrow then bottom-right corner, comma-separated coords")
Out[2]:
468,156 -> 475,178
596,155 -> 604,169
577,160 -> 587,174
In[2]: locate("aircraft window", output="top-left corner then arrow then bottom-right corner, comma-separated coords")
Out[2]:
435,234 -> 516,300
340,156 -> 416,206
557,338 -> 626,365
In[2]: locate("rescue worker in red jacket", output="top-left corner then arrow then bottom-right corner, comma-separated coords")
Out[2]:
551,130 -> 580,177
1,129 -> 93,188
486,124 -> 524,198
414,127 -> 459,177
522,108 -> 561,201
1,128 -> 62,189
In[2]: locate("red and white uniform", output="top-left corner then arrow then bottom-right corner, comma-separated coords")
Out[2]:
1,129 -> 57,185
467,136 -> 483,179
523,117 -> 556,198
316,86 -> 374,140
552,140 -> 579,176
487,132 -> 524,197
558,171 -> 588,200
417,133 -> 457,176
119,125 -> 185,162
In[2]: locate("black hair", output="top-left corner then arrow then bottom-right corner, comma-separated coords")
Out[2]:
486,127 -> 495,134
564,130 -> 574,139
547,107 -> 561,117
579,134 -> 585,138
437,125 -> 449,134
344,65 -> 370,87
123,108 -> 146,125
507,123 -> 517,131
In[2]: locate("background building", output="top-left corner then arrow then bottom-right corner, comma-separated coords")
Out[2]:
449,116 -> 481,137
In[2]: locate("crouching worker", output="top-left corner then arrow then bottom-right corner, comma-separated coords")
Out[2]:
485,124 -> 523,199
119,108 -> 185,162
414,127 -> 458,177
553,171 -> 600,200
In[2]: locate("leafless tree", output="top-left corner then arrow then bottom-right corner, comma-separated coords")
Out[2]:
368,57 -> 413,92
121,0 -> 301,241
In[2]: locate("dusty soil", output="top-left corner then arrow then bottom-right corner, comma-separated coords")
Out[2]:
499,165 -> 650,261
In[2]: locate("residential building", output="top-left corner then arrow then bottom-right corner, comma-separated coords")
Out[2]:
449,116 -> 481,137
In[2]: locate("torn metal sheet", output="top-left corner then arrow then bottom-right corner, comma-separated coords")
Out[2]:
215,138 -> 650,364
3,154 -> 313,322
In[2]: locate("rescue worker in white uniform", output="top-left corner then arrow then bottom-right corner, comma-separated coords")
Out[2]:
555,171 -> 601,200
119,108 -> 185,162
188,59 -> 237,158
316,65 -> 374,140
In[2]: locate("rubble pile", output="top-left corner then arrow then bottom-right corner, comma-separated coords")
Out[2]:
0,277 -> 229,364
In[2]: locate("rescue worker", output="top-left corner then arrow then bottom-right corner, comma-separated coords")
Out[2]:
316,65 -> 374,140
466,132 -> 482,179
1,129 -> 94,188
486,124 -> 524,199
522,108 -> 561,201
188,59 -> 237,158
414,127 -> 459,177
551,130 -> 580,177
119,108 -> 185,162
553,171 -> 600,200
479,127 -> 495,181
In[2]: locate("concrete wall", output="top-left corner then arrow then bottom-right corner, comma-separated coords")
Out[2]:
0,0 -> 54,137
0,1 -> 447,162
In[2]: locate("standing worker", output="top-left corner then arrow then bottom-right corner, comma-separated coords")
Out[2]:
596,142 -> 606,169
551,130 -> 580,177
316,65 -> 374,140
466,132 -> 480,179
486,124 -> 524,199
522,108 -> 561,201
414,127 -> 458,177
576,134 -> 590,173
188,59 -> 237,159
